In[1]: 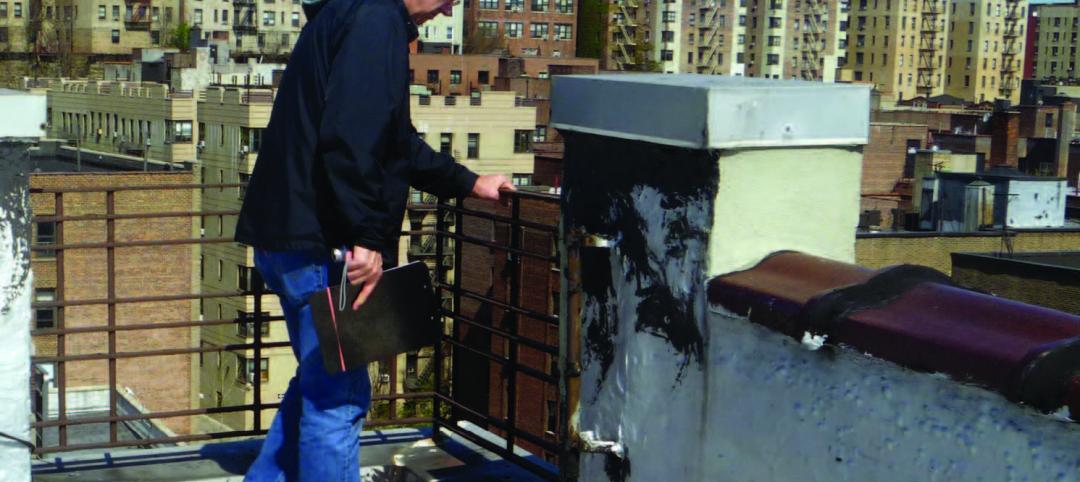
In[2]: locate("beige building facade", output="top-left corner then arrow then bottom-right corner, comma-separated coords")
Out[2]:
1033,1 -> 1080,80
195,87 -> 537,430
845,0 -> 1026,104
608,0 -> 849,80
40,79 -> 197,164
0,0 -> 182,56
185,0 -> 305,57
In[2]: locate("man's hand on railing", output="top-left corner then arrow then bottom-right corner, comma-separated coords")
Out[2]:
347,245 -> 383,310
471,174 -> 515,206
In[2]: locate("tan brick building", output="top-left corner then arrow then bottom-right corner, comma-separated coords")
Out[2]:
0,0 -> 182,56
185,0 -> 306,58
1032,1 -> 1080,81
951,252 -> 1080,316
855,229 -> 1080,275
845,0 -> 1028,104
30,168 -> 199,436
41,78 -> 197,165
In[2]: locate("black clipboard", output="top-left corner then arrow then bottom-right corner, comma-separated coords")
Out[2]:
308,261 -> 439,375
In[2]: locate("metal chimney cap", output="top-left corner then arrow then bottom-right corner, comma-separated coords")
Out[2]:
551,74 -> 871,150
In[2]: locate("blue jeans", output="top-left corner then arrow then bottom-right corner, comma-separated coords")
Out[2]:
245,249 -> 372,482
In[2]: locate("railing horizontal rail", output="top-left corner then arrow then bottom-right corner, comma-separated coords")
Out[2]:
33,209 -> 240,223
442,336 -> 557,385
30,183 -> 245,194
436,230 -> 558,263
31,392 -> 436,429
439,203 -> 558,233
434,393 -> 559,453
31,236 -> 236,252
32,290 -> 251,309
30,315 -> 287,337
439,309 -> 558,355
436,282 -> 559,325
32,341 -> 293,363
435,423 -> 558,482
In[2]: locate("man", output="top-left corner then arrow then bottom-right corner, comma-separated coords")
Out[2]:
234,0 -> 513,478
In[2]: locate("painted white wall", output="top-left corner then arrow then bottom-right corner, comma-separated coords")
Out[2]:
709,147 -> 863,276
1005,179 -> 1067,229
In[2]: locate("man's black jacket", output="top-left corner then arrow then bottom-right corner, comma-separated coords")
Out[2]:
235,0 -> 478,256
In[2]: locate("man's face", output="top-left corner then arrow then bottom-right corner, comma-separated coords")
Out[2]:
413,0 -> 455,25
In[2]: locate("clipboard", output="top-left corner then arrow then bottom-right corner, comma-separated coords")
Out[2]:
308,261 -> 440,375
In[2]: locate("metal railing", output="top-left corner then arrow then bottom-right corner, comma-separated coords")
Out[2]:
27,182 -> 563,481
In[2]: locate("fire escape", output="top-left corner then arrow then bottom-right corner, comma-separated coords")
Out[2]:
999,0 -> 1021,99
916,0 -> 941,97
123,0 -> 151,31
800,0 -> 829,81
609,0 -> 639,70
696,1 -> 723,74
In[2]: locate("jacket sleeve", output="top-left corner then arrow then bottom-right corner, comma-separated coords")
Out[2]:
399,126 -> 479,199
317,4 -> 400,251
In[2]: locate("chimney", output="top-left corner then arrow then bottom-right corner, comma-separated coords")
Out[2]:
0,89 -> 43,482
1057,101 -> 1076,179
990,110 -> 1020,168
552,75 -> 870,481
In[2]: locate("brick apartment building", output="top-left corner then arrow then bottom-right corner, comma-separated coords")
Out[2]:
464,0 -> 577,58
29,159 -> 199,438
409,53 -> 597,147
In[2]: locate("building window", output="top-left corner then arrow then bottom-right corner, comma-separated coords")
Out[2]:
291,11 -> 299,27
513,130 -> 533,153
427,69 -> 439,83
12,2 -> 20,17
479,0 -> 497,8
111,29 -> 120,43
505,22 -> 522,38
440,133 -> 452,155
660,50 -> 673,61
169,120 -> 193,143
478,70 -> 490,84
237,310 -> 270,338
450,70 -> 461,85
533,126 -> 547,142
1046,113 -> 1054,128
556,0 -> 572,13
478,21 -> 497,37
530,22 -> 548,39
554,24 -> 571,40
0,4 -> 7,17
767,54 -> 780,65
240,127 -> 263,153
467,133 -> 479,159
34,288 -> 56,329
237,355 -> 270,384
239,172 -> 250,200
97,4 -> 105,19
0,27 -> 9,43
35,221 -> 56,258
512,173 -> 532,186
505,0 -> 523,11
263,11 -> 275,26
193,8 -> 202,24
530,0 -> 546,11
217,259 -> 223,281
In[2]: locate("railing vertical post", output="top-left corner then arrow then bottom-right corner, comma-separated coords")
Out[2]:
451,197 -> 464,425
252,267 -> 263,433
106,190 -> 118,444
54,191 -> 67,449
505,194 -> 521,452
432,197 -> 446,442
